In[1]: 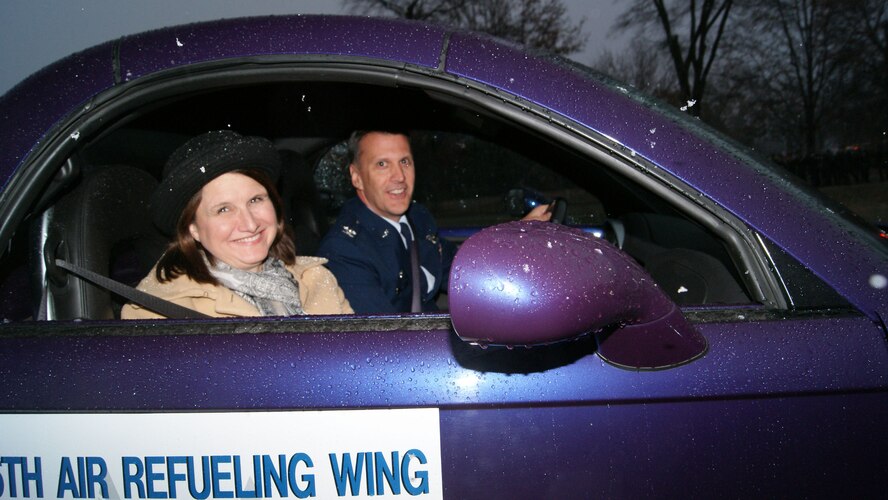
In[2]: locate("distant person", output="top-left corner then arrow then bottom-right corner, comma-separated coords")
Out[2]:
122,130 -> 352,319
317,130 -> 550,314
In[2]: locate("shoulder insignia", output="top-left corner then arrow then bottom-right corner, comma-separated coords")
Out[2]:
426,234 -> 439,245
341,226 -> 357,238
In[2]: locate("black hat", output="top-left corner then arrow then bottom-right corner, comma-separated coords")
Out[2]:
151,130 -> 281,235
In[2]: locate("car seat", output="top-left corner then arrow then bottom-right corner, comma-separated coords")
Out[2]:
278,149 -> 329,256
35,164 -> 165,320
620,212 -> 750,305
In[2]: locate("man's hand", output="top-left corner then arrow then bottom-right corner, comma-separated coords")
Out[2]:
521,204 -> 552,222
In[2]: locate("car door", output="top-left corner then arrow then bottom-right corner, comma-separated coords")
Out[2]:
4,130 -> 886,500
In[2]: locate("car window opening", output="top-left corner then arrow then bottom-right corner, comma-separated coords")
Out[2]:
1,80 -> 762,322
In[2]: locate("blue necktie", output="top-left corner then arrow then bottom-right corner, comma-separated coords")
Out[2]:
399,222 -> 413,249
401,222 -> 422,313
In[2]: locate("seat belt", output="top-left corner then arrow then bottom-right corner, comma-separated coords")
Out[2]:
53,259 -> 211,319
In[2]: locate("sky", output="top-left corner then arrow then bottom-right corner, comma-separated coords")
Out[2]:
0,0 -> 628,97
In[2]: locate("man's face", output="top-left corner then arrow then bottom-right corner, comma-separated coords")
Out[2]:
350,132 -> 415,222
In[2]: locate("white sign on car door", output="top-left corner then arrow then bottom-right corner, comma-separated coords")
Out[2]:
0,409 -> 443,499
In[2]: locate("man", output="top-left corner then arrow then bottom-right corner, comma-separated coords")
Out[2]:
317,130 -> 550,313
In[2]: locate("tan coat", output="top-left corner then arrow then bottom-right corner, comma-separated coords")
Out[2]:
121,257 -> 352,319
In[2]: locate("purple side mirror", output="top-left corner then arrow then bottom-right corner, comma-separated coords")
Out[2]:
448,221 -> 707,369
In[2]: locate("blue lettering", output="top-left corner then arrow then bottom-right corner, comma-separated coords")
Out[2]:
329,453 -> 364,497
166,456 -> 187,499
78,457 -> 87,498
1,457 -> 43,498
186,457 -> 211,500
401,450 -> 429,496
122,457 -> 145,499
375,452 -> 400,495
86,457 -> 108,499
144,456 -> 166,499
25,457 -> 44,498
58,457 -> 80,498
210,456 -> 233,499
364,453 -> 375,496
233,456 -> 258,499
261,455 -> 287,497
53,454 -> 327,500
286,454 -> 315,499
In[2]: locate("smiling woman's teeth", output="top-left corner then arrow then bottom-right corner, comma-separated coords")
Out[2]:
235,233 -> 261,243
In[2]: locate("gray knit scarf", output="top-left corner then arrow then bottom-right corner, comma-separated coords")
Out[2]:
208,257 -> 305,316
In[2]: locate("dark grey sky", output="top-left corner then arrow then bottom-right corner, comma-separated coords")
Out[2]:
0,0 -> 627,96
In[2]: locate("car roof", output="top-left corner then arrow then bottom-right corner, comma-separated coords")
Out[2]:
0,15 -> 448,182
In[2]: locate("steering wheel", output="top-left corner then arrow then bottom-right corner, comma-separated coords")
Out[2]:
547,197 -> 568,224
601,218 -> 626,249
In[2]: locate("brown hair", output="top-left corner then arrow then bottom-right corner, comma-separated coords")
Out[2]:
346,129 -> 412,166
154,169 -> 296,284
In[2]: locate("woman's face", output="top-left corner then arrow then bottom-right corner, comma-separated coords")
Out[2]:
189,172 -> 278,272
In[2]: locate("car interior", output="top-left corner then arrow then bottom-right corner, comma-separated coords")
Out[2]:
0,80 -> 756,321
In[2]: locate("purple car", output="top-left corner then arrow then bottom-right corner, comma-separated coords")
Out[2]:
0,15 -> 885,498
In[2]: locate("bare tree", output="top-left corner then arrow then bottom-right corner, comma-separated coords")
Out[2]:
851,0 -> 888,148
457,0 -> 586,55
344,0 -> 467,20
860,0 -> 888,90
594,38 -> 676,98
343,0 -> 587,56
613,0 -> 735,117
733,0 -> 860,156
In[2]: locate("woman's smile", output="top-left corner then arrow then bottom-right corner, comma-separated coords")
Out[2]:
189,172 -> 278,272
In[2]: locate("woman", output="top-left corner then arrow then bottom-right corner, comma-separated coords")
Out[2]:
122,130 -> 352,319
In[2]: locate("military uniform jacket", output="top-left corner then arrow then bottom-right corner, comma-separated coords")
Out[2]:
317,198 -> 456,314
